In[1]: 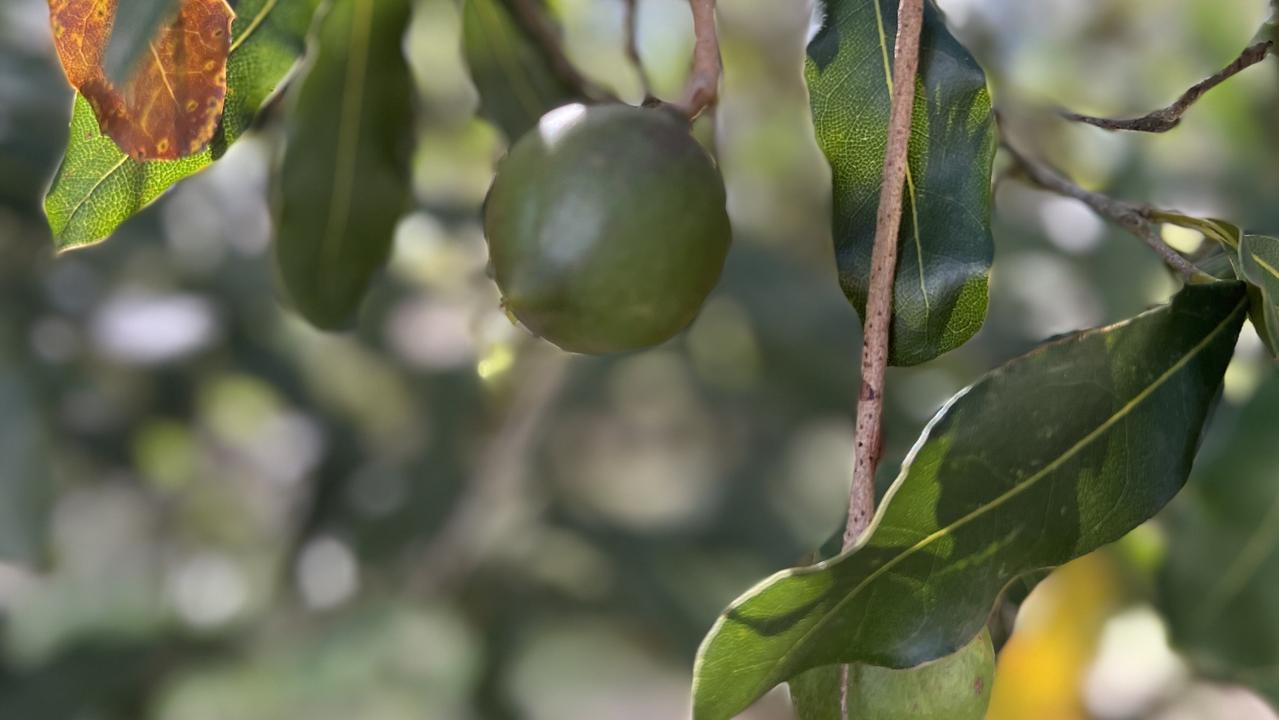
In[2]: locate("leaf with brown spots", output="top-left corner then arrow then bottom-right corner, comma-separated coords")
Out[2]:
47,0 -> 234,161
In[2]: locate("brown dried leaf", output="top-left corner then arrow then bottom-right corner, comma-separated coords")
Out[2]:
48,0 -> 234,160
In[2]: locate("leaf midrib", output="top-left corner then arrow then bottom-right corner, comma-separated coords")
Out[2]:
320,0 -> 375,276
58,152 -> 129,246
473,0 -> 548,124
870,0 -> 930,327
230,0 -> 278,53
740,296 -> 1246,704
1250,251 -> 1279,284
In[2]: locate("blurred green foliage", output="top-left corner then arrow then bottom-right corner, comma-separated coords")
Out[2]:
0,0 -> 1277,718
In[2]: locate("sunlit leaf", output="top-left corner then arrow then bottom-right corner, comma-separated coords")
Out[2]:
461,0 -> 581,141
790,629 -> 995,720
692,282 -> 1247,720
44,0 -> 321,250
44,96 -> 210,248
1160,373 -> 1279,704
805,0 -> 996,366
273,0 -> 416,330
48,0 -> 234,161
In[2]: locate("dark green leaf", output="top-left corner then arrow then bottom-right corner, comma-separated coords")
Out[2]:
213,0 -> 321,156
1237,234 -> 1279,357
44,0 -> 321,250
788,664 -> 842,720
461,0 -> 581,141
790,629 -> 995,720
1160,373 -> 1279,704
102,0 -> 181,85
805,0 -> 996,366
789,522 -> 996,720
274,0 -> 416,330
693,282 -> 1247,720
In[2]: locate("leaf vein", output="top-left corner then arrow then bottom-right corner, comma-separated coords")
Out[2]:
744,296 -> 1247,700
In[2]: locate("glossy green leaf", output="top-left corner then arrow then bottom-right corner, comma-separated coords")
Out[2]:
790,629 -> 994,720
692,282 -> 1247,720
1237,234 -> 1279,357
44,0 -> 321,250
102,0 -> 181,85
461,0 -> 580,140
1159,373 -> 1279,704
805,0 -> 996,366
788,536 -> 996,720
273,0 -> 416,330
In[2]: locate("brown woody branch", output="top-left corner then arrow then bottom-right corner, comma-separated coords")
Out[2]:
838,0 -> 925,714
676,0 -> 722,119
1001,140 -> 1202,277
1061,40 -> 1273,133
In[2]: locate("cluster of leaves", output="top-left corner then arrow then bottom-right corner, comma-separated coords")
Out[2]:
34,0 -> 1279,718
1153,212 -> 1279,356
691,1 -> 1279,718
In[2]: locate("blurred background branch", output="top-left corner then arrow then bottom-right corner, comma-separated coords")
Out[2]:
1001,137 -> 1202,277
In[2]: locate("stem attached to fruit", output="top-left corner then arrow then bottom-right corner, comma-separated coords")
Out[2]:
677,0 -> 722,119
840,0 -> 924,714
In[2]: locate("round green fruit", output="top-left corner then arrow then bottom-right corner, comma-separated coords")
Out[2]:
482,102 -> 731,354
846,628 -> 996,720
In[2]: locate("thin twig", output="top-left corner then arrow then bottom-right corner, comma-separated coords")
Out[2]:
623,0 -> 654,99
842,0 -> 924,554
676,0 -> 722,119
506,0 -> 615,102
1001,139 -> 1202,277
410,350 -> 569,596
1061,40 -> 1272,133
839,0 -> 925,716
